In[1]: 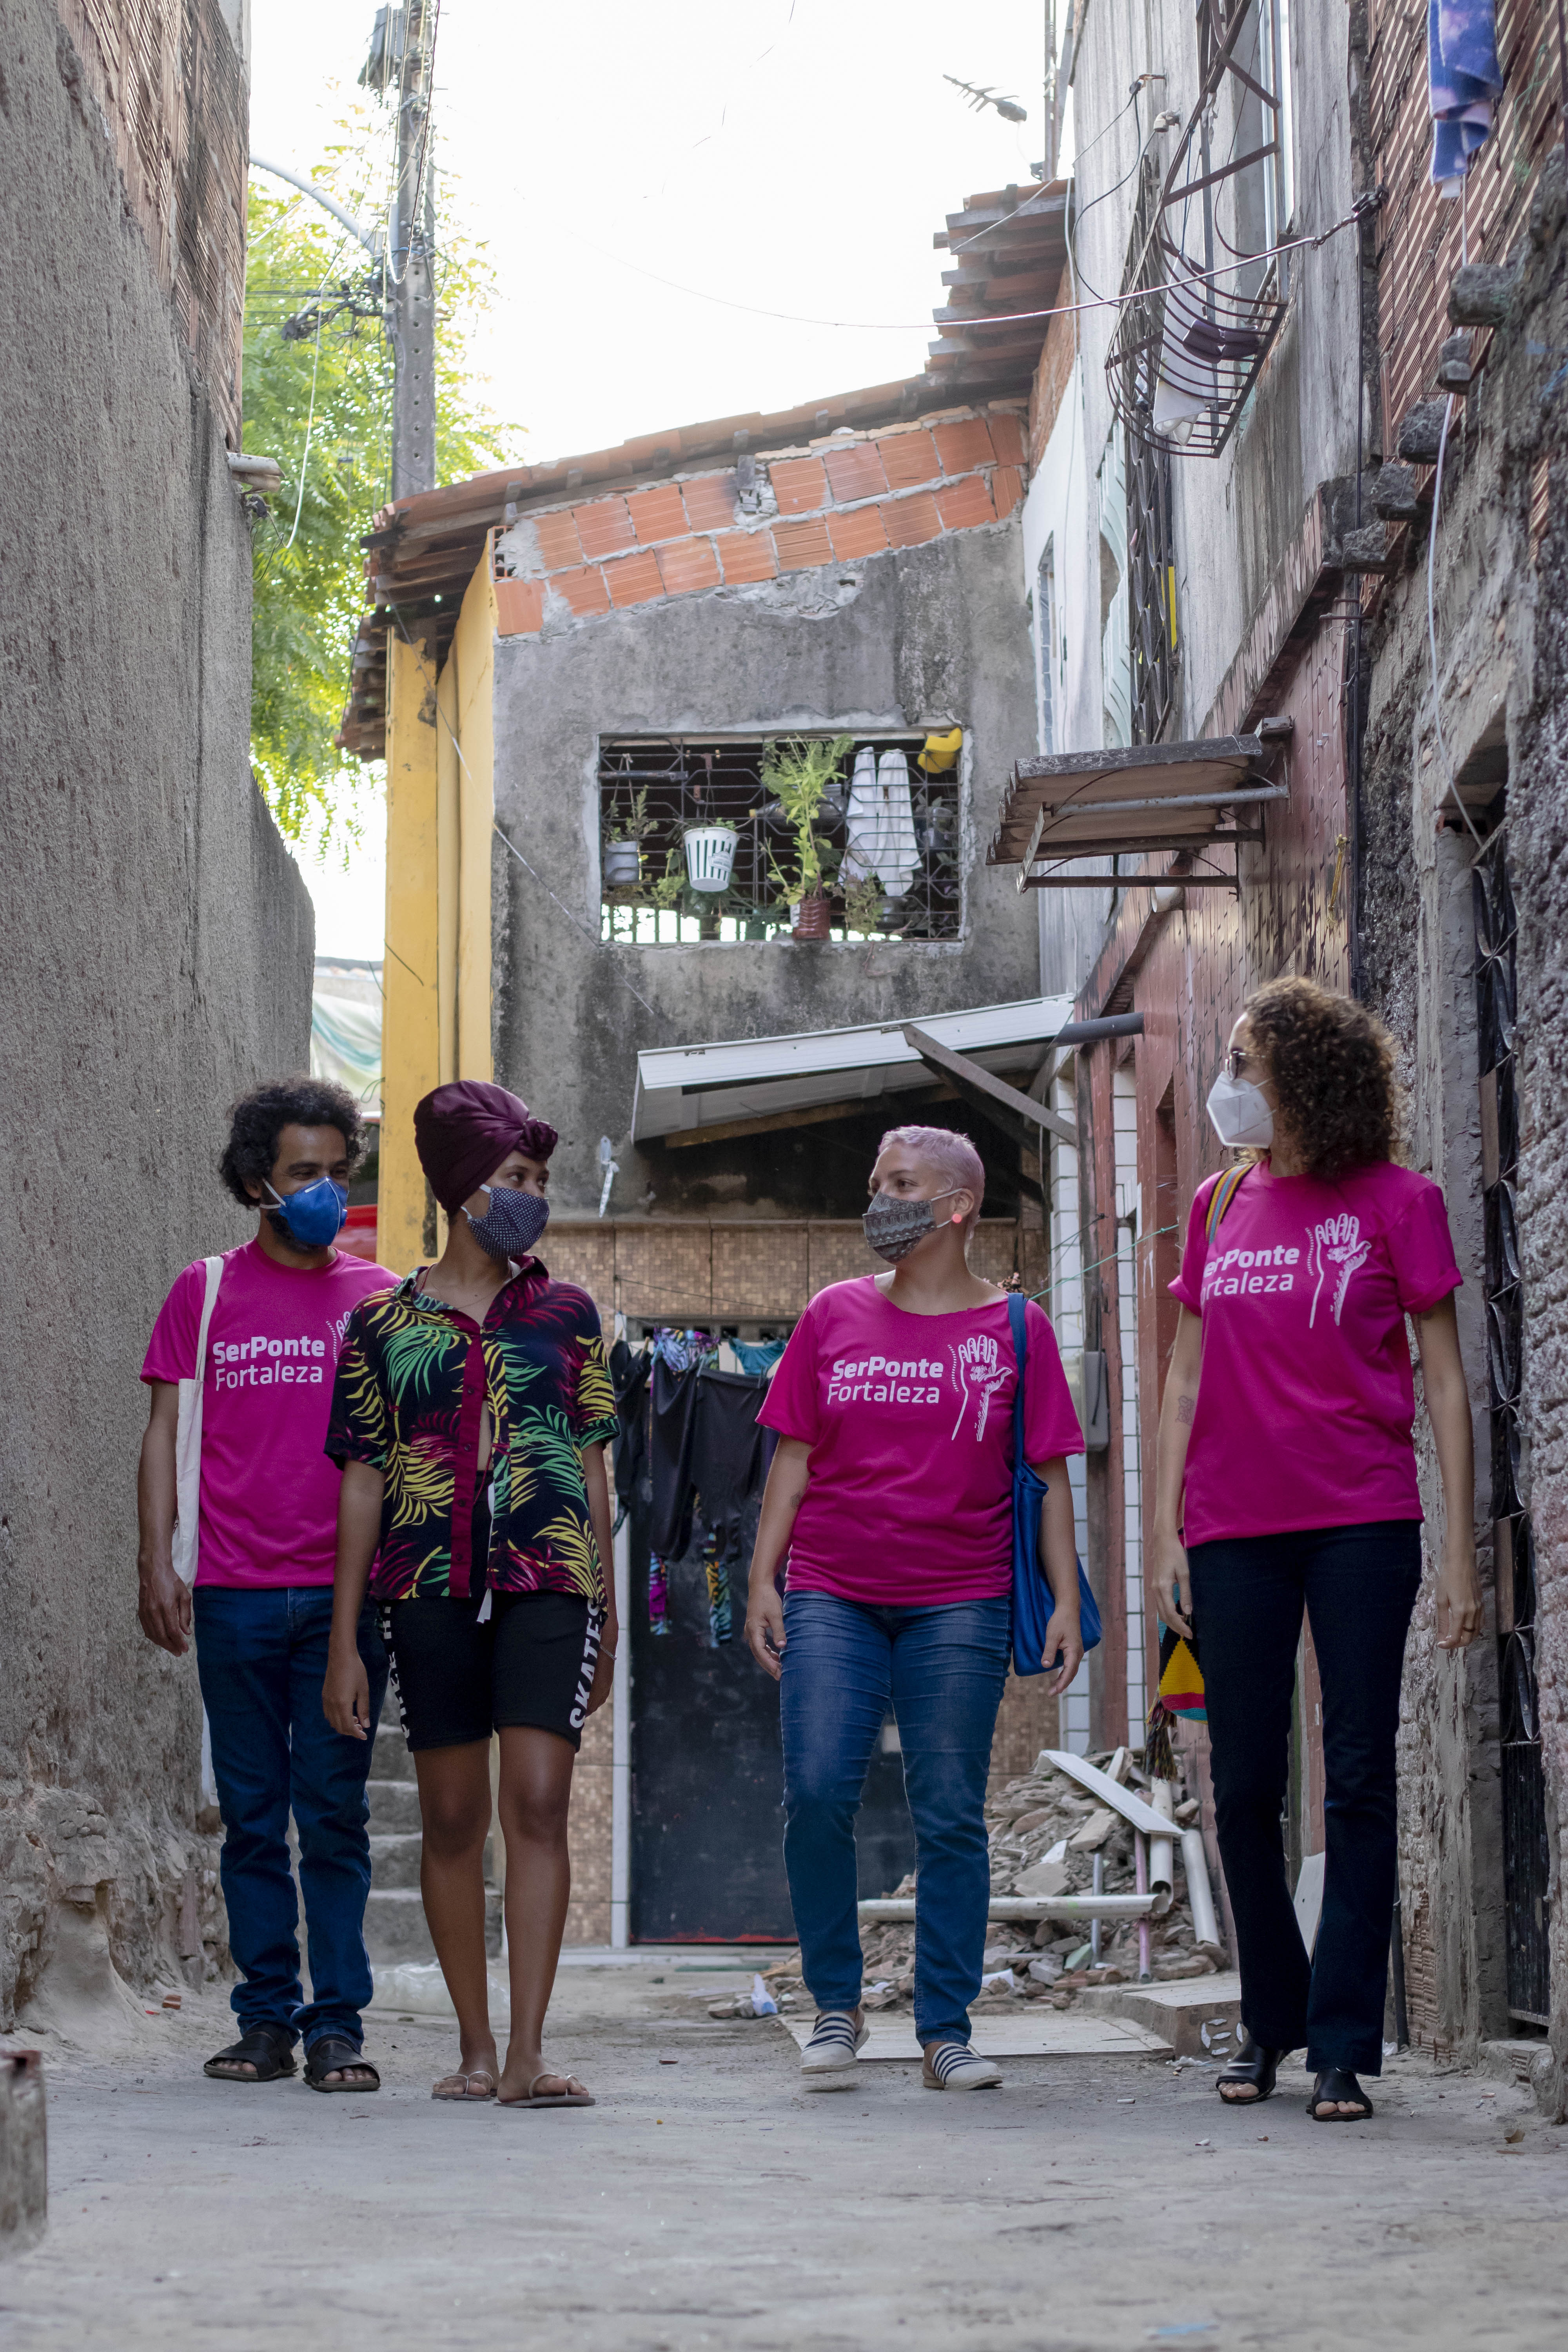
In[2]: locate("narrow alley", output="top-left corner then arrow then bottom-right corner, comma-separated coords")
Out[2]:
5,0 -> 1568,2343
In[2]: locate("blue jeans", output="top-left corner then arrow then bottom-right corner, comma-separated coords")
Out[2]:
779,1591 -> 1011,2047
193,1586 -> 387,2051
1187,1521 -> 1421,2077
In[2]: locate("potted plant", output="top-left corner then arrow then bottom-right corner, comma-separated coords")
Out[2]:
682,818 -> 739,893
760,734 -> 852,940
603,786 -> 657,890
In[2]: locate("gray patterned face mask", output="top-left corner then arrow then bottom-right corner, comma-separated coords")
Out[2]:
862,1187 -> 963,1263
466,1184 -> 550,1261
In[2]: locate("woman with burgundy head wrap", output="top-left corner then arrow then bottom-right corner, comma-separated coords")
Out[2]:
323,1080 -> 619,2108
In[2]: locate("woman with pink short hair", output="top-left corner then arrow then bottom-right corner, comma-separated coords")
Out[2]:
745,1125 -> 1085,2094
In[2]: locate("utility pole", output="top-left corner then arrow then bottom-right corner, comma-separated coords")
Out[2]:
362,0 -> 437,499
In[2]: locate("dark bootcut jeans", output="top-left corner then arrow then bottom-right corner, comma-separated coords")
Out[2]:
779,1591 -> 1011,2048
193,1585 -> 387,2053
1186,1520 -> 1422,2078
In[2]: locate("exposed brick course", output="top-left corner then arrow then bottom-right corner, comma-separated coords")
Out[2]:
935,474 -> 997,532
494,577 -> 544,635
824,443 -> 890,502
553,565 -> 612,619
877,430 -> 940,488
533,509 -> 585,570
627,483 -> 690,543
826,505 -> 891,561
656,535 -> 722,596
769,456 -> 829,514
605,549 -> 666,608
574,497 -> 636,560
714,529 -> 779,584
681,472 -> 740,532
933,417 -> 996,474
882,492 -> 944,548
773,514 -> 835,570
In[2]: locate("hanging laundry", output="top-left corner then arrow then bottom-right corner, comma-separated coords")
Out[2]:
648,1551 -> 671,1636
608,1339 -> 652,1533
872,749 -> 920,897
691,1370 -> 768,1547
1428,0 -> 1503,193
731,1338 -> 786,1377
649,1357 -> 702,1558
703,1531 -> 735,1646
841,744 -> 880,884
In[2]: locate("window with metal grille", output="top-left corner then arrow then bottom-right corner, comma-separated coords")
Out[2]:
597,733 -> 964,946
1118,156 -> 1179,744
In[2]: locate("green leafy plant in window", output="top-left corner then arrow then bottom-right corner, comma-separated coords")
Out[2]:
842,875 -> 886,938
760,734 -> 853,906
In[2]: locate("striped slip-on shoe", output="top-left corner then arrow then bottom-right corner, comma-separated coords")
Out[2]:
922,2042 -> 1002,2092
799,2010 -> 869,2090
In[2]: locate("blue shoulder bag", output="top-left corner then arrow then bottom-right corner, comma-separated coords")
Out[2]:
1008,1289 -> 1102,1677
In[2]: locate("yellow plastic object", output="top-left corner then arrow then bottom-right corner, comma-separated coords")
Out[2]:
918,726 -> 962,774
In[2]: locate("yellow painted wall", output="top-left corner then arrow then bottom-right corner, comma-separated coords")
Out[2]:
380,627 -> 442,1272
453,546 -> 497,1081
378,545 -> 496,1270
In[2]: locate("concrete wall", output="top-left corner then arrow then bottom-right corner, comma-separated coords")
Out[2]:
1071,0 -> 1359,737
490,524 -> 1042,1216
0,0 -> 313,2030
1358,157 -> 1568,2096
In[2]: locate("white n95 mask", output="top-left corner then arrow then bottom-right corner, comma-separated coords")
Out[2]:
1205,1069 -> 1275,1151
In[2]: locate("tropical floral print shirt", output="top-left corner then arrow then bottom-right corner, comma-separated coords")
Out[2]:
326,1260 -> 618,1604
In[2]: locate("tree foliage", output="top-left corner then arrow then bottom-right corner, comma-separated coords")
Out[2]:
243,120 -> 517,846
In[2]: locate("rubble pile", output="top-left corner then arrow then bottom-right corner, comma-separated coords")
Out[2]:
707,1754 -> 1228,2019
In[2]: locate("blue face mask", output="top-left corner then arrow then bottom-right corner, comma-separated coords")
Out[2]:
266,1177 -> 348,1248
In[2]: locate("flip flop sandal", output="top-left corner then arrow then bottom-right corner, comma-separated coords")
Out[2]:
921,2043 -> 1002,2092
203,2023 -> 297,2083
432,2071 -> 499,2102
1308,2068 -> 1373,2121
1217,2034 -> 1284,2106
303,2035 -> 380,2093
499,2070 -> 595,2108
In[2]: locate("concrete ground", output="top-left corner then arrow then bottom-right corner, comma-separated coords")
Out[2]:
2,1955 -> 1564,2352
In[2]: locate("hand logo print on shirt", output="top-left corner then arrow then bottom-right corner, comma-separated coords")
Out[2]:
1307,1212 -> 1371,1328
950,1332 -> 1009,1440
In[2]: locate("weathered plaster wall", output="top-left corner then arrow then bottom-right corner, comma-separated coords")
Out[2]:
490,525 -> 1042,1216
0,1 -> 313,2028
1360,161 -> 1568,2093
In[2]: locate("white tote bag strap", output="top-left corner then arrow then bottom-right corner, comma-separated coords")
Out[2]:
172,1256 -> 223,1587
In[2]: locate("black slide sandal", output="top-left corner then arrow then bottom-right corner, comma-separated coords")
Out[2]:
304,2035 -> 380,2092
1308,2067 -> 1373,2120
1216,2034 -> 1283,2105
203,2023 -> 297,2083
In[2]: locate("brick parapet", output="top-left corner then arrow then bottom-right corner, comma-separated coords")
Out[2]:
492,404 -> 1029,636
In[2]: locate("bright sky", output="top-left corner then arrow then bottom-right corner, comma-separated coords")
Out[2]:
253,0 -> 1051,955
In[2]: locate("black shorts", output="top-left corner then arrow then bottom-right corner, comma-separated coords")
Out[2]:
381,1590 -> 604,1752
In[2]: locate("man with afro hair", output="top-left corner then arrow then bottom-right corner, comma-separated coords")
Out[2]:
138,1077 -> 397,2092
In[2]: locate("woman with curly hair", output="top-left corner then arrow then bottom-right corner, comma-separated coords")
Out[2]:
1151,978 -> 1480,2125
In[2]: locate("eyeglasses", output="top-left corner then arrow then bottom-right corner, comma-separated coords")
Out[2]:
1223,1047 -> 1260,1083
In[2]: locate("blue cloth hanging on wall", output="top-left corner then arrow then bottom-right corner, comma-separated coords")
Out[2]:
1428,0 -> 1503,192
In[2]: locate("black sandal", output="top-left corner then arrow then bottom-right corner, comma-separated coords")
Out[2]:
1308,2067 -> 1373,2120
203,2023 -> 297,2083
304,2034 -> 379,2093
1216,2033 -> 1283,2105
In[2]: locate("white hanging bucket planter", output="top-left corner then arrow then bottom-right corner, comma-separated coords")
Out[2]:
603,838 -> 642,888
682,824 -> 739,893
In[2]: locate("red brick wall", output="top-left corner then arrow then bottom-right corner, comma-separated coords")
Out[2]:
1028,306 -> 1078,472
1370,0 -> 1559,440
493,405 -> 1029,635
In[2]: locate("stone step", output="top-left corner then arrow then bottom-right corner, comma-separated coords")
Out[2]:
365,1886 -> 502,1967
1074,1970 -> 1241,2060
367,1778 -> 423,1833
368,1831 -> 426,1890
373,1721 -> 418,1782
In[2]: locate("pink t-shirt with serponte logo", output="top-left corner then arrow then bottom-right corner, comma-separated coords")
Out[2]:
759,1277 -> 1084,1606
1169,1159 -> 1462,1546
142,1239 -> 397,1588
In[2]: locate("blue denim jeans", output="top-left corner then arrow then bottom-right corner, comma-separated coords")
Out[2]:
193,1585 -> 387,2051
1187,1521 -> 1421,2077
779,1591 -> 1011,2047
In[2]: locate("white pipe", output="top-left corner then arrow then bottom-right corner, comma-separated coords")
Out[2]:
609,1516 -> 632,1949
1036,1748 -> 1177,1839
1180,1826 -> 1222,1953
858,1892 -> 1171,1924
1150,1779 -> 1176,1895
249,155 -> 380,253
